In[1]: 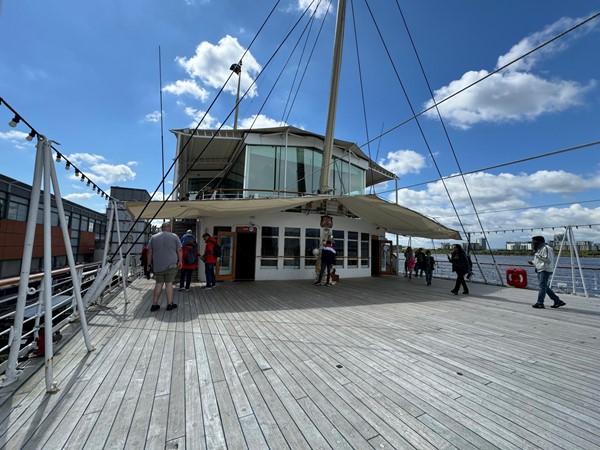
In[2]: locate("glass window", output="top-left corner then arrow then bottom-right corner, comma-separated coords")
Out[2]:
332,230 -> 344,267
283,227 -> 300,269
71,214 -> 80,230
361,233 -> 370,268
305,228 -> 320,267
88,220 -> 95,233
0,197 -> 5,219
347,231 -> 358,268
80,217 -> 89,232
261,226 -> 279,268
8,202 -> 28,221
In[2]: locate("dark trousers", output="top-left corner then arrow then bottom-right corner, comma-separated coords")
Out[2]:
180,268 -> 193,289
205,263 -> 216,287
453,271 -> 468,293
317,263 -> 332,284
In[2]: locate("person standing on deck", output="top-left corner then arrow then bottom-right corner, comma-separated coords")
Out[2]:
179,235 -> 198,292
448,244 -> 469,295
424,250 -> 435,286
405,247 -> 416,281
528,236 -> 566,309
315,241 -> 336,286
181,229 -> 195,245
148,222 -> 181,311
201,233 -> 218,289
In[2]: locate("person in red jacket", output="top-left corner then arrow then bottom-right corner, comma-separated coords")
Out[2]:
201,233 -> 218,289
179,236 -> 198,291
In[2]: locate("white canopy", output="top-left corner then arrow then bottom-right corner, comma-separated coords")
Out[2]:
125,194 -> 461,240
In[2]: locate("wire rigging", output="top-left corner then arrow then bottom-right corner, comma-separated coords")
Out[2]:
393,0 -> 500,272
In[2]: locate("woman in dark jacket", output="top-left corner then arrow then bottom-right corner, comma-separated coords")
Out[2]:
448,244 -> 470,295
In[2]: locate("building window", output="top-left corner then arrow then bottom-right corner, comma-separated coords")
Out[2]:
347,231 -> 358,268
0,196 -> 5,219
361,233 -> 370,267
261,226 -> 279,268
305,228 -> 320,267
283,227 -> 300,269
332,230 -> 344,267
7,196 -> 28,221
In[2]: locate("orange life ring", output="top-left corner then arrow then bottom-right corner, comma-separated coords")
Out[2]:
506,268 -> 527,289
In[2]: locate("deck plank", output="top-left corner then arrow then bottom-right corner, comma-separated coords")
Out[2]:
0,276 -> 599,449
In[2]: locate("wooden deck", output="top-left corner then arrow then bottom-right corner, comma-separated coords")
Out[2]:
0,275 -> 599,449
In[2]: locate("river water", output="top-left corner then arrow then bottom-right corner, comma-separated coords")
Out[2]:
430,253 -> 600,297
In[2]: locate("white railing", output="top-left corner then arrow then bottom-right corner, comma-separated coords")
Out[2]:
0,262 -> 141,376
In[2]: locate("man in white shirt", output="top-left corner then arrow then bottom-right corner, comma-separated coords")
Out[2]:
528,236 -> 566,309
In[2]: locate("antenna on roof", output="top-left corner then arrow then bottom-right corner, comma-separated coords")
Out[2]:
159,45 -> 165,198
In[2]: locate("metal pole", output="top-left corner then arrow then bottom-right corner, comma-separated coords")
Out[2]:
112,200 -> 129,304
320,0 -> 346,193
3,137 -> 45,386
43,144 -> 58,393
47,142 -> 94,351
233,61 -> 242,130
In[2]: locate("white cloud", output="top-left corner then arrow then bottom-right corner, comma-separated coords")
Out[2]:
143,111 -> 162,123
162,79 -> 209,101
379,149 -> 426,176
184,106 -> 221,129
64,192 -> 96,201
296,0 -> 332,19
424,15 -> 598,129
65,152 -> 136,185
238,114 -> 286,129
175,35 -> 261,99
0,130 -> 34,150
67,153 -> 106,165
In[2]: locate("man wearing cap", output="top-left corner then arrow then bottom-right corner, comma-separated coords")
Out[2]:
148,222 -> 182,311
528,236 -> 566,309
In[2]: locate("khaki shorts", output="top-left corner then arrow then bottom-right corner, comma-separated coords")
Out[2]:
154,267 -> 178,283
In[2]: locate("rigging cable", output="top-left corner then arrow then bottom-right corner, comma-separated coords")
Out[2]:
393,0 -> 501,281
349,0 -> 376,193
357,11 -> 600,152
109,0 -> 287,261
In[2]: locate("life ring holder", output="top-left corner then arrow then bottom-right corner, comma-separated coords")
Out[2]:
506,268 -> 528,289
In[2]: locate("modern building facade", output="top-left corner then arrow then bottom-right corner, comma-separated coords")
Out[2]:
0,174 -> 107,279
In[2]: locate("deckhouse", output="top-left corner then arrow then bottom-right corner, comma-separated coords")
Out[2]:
126,126 -> 460,282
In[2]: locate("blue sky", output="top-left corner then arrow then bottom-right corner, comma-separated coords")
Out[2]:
1,0 -> 599,249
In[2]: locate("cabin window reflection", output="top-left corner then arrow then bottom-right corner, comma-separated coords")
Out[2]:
361,233 -> 370,267
347,231 -> 358,267
305,228 -> 320,267
284,227 -> 300,269
261,226 -> 279,268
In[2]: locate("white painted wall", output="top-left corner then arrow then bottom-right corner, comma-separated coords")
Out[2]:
198,210 -> 385,281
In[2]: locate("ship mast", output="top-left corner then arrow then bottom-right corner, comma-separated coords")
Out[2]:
319,0 -> 346,194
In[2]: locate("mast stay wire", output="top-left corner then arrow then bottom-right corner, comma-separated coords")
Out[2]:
356,11 -> 600,152
110,0 -> 292,261
114,0 -> 338,261
363,0 -> 472,242
281,9 -> 600,200
208,0 -> 330,193
394,0 -> 497,282
349,0 -> 376,194
284,0 -> 334,124
393,139 -> 600,191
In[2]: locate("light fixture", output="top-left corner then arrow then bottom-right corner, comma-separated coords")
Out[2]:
8,114 -> 21,128
26,130 -> 36,141
56,153 -> 62,163
65,161 -> 71,170
74,169 -> 80,176
86,179 -> 91,186
80,174 -> 85,182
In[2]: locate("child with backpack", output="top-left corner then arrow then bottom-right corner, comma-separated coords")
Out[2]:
179,235 -> 198,291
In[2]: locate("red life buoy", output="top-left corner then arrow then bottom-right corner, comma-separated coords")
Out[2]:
506,268 -> 527,289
